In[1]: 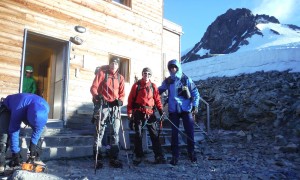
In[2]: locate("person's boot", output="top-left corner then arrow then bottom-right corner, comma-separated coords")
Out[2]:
188,152 -> 197,163
132,156 -> 142,166
109,159 -> 123,168
169,157 -> 178,166
154,155 -> 166,164
0,155 -> 4,175
9,153 -> 22,167
96,159 -> 103,169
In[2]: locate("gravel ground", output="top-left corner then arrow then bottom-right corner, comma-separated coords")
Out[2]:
5,129 -> 300,180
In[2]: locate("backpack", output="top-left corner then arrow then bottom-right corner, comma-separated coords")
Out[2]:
133,80 -> 154,103
166,73 -> 188,87
166,73 -> 191,99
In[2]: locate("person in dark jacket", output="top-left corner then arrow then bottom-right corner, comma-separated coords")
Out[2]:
0,93 -> 49,173
22,65 -> 37,94
90,57 -> 125,168
159,59 -> 200,165
127,67 -> 166,165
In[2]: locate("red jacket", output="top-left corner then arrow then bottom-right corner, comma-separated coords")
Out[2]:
127,79 -> 163,115
90,69 -> 125,102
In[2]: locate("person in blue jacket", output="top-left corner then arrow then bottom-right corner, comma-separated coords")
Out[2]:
0,93 -> 49,171
159,59 -> 200,165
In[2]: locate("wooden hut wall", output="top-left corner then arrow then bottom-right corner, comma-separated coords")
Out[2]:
0,0 -> 164,125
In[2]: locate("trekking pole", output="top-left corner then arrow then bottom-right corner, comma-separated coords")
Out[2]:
119,113 -> 130,168
157,113 -> 165,139
162,114 -> 196,143
94,101 -> 103,174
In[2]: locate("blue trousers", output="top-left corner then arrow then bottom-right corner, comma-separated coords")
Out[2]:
169,112 -> 195,158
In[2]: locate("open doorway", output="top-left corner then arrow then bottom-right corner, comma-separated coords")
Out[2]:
22,30 -> 70,121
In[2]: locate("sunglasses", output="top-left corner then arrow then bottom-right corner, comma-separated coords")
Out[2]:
169,65 -> 177,69
143,72 -> 151,76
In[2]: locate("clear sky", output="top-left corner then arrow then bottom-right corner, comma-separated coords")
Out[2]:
163,0 -> 300,52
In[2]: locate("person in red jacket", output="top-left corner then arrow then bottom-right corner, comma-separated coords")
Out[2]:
90,57 -> 125,168
127,67 -> 166,165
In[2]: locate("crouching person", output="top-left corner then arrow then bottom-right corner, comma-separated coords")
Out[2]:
127,67 -> 166,165
0,93 -> 49,174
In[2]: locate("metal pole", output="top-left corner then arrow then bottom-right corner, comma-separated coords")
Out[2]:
199,96 -> 210,134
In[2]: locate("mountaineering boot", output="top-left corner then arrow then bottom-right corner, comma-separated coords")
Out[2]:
109,159 -> 123,168
154,156 -> 166,164
169,157 -> 178,166
0,145 -> 6,175
188,152 -> 197,163
9,152 -> 22,167
96,159 -> 103,169
132,157 -> 142,166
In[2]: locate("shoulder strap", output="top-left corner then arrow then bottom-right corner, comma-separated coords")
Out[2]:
104,70 -> 120,83
133,80 -> 154,103
181,73 -> 188,86
133,80 -> 141,103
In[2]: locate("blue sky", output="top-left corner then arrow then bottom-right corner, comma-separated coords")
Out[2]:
163,0 -> 300,52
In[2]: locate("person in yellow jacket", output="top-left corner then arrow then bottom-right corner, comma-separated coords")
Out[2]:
23,66 -> 37,94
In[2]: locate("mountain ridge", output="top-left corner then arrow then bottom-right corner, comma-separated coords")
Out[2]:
181,8 -> 300,63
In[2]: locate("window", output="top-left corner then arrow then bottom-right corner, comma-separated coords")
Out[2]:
110,55 -> 130,83
112,0 -> 131,7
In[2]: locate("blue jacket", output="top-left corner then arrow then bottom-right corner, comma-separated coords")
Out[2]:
3,93 -> 49,153
159,59 -> 200,113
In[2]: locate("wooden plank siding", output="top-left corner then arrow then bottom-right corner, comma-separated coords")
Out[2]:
0,0 -> 181,128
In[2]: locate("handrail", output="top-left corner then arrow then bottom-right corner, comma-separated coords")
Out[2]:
199,96 -> 210,134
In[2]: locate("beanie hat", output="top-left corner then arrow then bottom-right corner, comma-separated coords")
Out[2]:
142,67 -> 152,75
110,57 -> 120,64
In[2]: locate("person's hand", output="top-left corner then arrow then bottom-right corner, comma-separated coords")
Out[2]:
29,142 -> 37,156
128,113 -> 132,119
129,120 -> 134,131
26,156 -> 35,164
93,95 -> 101,103
158,110 -> 164,116
192,106 -> 198,114
9,152 -> 22,167
117,99 -> 123,106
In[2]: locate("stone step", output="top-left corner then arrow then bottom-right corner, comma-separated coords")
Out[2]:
19,135 -> 94,147
41,145 -> 93,160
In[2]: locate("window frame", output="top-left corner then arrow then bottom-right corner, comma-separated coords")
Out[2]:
111,0 -> 132,8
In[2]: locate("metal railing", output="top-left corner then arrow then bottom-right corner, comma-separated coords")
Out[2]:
199,96 -> 210,134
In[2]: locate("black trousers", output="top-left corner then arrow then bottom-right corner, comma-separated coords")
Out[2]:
132,110 -> 163,158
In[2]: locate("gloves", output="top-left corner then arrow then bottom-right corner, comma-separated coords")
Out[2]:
9,152 -> 22,167
158,110 -> 164,116
26,156 -> 35,164
192,106 -> 198,114
109,99 -> 123,107
93,95 -> 101,103
26,142 -> 37,163
129,120 -> 134,131
117,99 -> 123,106
29,142 -> 37,157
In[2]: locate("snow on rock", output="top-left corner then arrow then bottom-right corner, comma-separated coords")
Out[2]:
182,43 -> 300,81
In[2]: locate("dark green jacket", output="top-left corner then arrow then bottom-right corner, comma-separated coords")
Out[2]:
23,76 -> 37,94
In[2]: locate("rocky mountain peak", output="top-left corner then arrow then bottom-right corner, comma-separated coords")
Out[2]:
181,8 -> 285,63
